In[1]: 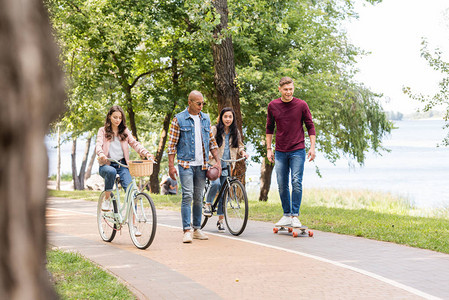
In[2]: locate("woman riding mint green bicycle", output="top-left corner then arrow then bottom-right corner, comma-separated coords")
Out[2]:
95,105 -> 156,249
97,158 -> 157,249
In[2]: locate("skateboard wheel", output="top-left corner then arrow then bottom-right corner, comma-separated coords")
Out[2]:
273,228 -> 279,234
309,230 -> 313,237
288,227 -> 293,233
292,231 -> 298,238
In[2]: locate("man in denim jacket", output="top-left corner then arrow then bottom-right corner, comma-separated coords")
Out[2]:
168,90 -> 221,243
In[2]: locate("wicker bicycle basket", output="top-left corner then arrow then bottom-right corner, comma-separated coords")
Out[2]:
128,160 -> 153,177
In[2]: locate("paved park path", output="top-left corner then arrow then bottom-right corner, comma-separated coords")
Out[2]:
47,197 -> 449,300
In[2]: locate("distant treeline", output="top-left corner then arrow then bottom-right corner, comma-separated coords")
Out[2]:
386,110 -> 444,121
385,111 -> 404,121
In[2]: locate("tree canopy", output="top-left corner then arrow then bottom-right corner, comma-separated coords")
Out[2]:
46,0 -> 392,182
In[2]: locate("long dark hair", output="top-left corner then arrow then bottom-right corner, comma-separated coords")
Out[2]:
215,107 -> 239,148
104,105 -> 128,141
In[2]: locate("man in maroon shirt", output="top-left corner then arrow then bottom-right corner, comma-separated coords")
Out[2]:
266,77 -> 316,227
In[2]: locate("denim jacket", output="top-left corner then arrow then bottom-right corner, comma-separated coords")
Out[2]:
175,108 -> 211,161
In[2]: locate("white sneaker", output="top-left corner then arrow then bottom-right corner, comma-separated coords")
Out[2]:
101,199 -> 111,211
291,217 -> 302,228
275,215 -> 292,227
203,203 -> 212,217
193,229 -> 208,240
134,227 -> 142,237
183,231 -> 193,243
217,220 -> 225,233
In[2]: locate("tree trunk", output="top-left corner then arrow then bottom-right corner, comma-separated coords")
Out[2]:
149,111 -> 173,193
111,52 -> 138,141
149,56 -> 179,193
56,125 -> 61,190
259,158 -> 275,201
84,147 -> 96,180
211,0 -> 246,182
71,138 -> 80,190
77,137 -> 91,189
0,0 -> 65,298
71,137 -> 91,190
126,91 -> 138,141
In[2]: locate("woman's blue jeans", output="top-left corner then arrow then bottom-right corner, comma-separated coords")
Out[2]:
205,176 -> 227,216
99,159 -> 132,192
178,165 -> 207,231
274,148 -> 306,217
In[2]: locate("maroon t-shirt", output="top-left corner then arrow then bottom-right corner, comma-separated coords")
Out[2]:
266,97 -> 315,152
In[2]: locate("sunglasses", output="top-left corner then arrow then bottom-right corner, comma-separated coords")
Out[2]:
195,102 -> 205,106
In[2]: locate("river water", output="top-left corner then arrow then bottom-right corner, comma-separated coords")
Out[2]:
46,119 -> 449,208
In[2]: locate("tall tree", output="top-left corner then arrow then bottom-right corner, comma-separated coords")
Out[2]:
211,0 -> 242,130
211,0 -> 246,179
0,0 -> 65,298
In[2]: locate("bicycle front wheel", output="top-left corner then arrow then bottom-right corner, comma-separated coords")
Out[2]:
129,192 -> 157,249
223,180 -> 249,236
97,191 -> 117,242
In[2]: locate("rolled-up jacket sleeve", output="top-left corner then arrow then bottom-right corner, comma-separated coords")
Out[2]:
167,117 -> 180,155
209,130 -> 218,150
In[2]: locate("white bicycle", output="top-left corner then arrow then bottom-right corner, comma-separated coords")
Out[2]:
97,158 -> 157,249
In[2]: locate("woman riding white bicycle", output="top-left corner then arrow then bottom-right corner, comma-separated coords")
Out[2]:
95,105 -> 155,221
203,107 -> 249,232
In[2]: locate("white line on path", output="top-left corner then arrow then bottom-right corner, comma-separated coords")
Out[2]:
48,208 -> 441,300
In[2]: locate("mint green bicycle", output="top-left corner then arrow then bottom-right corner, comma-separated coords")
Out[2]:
97,158 -> 157,250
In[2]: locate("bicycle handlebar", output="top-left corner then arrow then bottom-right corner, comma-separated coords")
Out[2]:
107,158 -> 128,168
107,158 -> 156,168
220,157 -> 247,163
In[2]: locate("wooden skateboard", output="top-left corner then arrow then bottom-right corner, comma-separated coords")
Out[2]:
273,225 -> 313,238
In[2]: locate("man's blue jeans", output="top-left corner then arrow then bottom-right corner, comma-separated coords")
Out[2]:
178,165 -> 207,230
205,176 -> 227,216
275,148 -> 306,216
99,159 -> 132,192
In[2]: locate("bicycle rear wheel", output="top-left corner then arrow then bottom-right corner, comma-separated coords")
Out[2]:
223,180 -> 248,236
97,191 -> 117,242
129,192 -> 157,249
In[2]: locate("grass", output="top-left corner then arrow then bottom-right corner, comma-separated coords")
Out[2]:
46,248 -> 135,299
49,189 -> 102,201
48,173 -> 73,181
48,187 -> 449,254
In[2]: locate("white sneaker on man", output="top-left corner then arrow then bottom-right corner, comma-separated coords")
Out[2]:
183,231 -> 193,243
193,229 -> 208,240
203,203 -> 212,217
291,217 -> 302,228
275,215 -> 292,227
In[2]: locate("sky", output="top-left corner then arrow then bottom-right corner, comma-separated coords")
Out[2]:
345,0 -> 449,114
